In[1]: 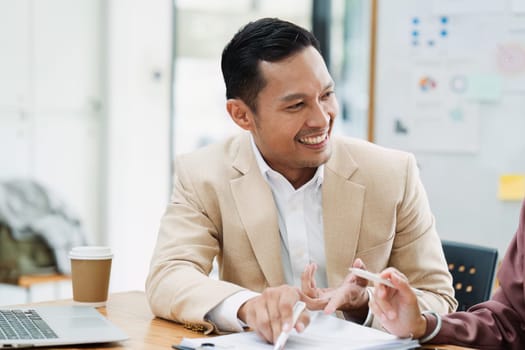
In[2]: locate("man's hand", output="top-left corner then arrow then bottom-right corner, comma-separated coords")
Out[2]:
300,259 -> 370,323
237,285 -> 310,344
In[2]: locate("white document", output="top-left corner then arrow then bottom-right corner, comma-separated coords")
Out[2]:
179,312 -> 419,350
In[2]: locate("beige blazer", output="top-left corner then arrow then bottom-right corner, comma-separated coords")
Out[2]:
146,132 -> 456,333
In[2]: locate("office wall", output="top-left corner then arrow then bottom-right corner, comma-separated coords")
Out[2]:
105,0 -> 172,292
373,0 -> 525,256
0,0 -> 103,302
0,0 -> 103,245
0,0 -> 172,301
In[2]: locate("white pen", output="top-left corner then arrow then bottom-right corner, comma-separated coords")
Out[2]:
348,268 -> 424,296
272,301 -> 306,350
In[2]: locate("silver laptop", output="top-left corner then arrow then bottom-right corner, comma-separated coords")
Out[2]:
0,305 -> 128,348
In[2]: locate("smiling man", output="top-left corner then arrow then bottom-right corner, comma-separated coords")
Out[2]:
146,18 -> 456,345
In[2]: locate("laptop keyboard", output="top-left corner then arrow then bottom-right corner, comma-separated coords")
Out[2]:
0,309 -> 58,340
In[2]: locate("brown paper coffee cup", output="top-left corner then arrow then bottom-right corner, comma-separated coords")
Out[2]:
69,246 -> 113,306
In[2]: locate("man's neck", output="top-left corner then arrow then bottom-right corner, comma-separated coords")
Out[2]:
281,168 -> 317,189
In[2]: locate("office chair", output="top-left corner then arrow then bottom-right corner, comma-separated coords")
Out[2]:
441,240 -> 499,311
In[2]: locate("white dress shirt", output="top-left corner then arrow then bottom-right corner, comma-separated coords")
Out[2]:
206,136 -> 327,331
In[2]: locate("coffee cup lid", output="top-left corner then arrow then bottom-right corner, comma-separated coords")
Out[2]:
69,246 -> 113,260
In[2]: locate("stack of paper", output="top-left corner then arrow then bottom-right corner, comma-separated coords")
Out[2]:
179,312 -> 419,349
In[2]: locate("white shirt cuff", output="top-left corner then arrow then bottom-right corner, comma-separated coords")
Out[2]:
205,290 -> 260,332
362,287 -> 374,327
342,287 -> 373,326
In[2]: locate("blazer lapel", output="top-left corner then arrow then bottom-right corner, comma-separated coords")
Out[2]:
230,134 -> 285,287
323,141 -> 365,287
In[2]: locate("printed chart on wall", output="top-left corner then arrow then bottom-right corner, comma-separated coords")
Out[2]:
373,0 -> 525,256
374,0 -> 525,153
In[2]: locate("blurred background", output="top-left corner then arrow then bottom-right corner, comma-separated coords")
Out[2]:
1,0 -> 523,304
0,0 -> 371,303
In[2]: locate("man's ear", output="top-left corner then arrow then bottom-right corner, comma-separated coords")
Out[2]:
226,99 -> 254,131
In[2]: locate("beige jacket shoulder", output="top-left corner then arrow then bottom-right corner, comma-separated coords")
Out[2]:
145,133 -> 456,333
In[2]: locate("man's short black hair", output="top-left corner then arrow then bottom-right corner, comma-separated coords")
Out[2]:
221,18 -> 321,112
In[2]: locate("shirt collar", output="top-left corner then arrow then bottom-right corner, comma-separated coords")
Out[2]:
250,134 -> 324,190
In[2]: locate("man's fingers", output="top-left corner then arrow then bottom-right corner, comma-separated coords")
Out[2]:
301,265 -> 313,292
248,299 -> 273,343
301,264 -> 314,292
293,310 -> 310,333
300,292 -> 329,310
352,258 -> 366,269
349,259 -> 370,287
266,299 -> 284,343
323,290 -> 346,314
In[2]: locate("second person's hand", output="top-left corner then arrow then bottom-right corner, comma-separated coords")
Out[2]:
368,268 -> 427,339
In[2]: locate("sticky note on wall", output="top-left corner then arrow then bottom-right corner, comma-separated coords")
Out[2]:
498,174 -> 525,200
466,74 -> 503,102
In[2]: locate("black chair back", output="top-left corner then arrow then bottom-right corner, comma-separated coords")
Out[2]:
442,240 -> 498,311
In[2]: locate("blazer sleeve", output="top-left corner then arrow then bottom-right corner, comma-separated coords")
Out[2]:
426,199 -> 525,349
367,153 -> 457,329
387,153 -> 457,313
145,156 -> 245,334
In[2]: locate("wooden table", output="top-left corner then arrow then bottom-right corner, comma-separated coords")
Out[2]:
8,291 -> 473,349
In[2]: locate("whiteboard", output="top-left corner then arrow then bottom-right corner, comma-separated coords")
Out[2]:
373,0 -> 525,257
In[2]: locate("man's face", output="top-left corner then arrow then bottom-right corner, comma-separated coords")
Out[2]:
248,46 -> 339,184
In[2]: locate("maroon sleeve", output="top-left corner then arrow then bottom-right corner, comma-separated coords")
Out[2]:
425,199 -> 525,349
